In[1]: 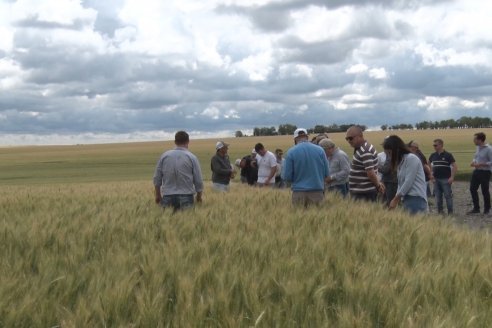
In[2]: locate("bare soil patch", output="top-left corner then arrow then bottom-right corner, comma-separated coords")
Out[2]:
428,181 -> 492,231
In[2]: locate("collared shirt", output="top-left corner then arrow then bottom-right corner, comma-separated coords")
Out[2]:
429,150 -> 455,179
327,148 -> 350,186
282,141 -> 329,191
349,141 -> 378,193
153,146 -> 204,196
473,143 -> 492,172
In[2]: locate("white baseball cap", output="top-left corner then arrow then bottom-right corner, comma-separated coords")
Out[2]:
215,141 -> 229,150
293,128 -> 308,139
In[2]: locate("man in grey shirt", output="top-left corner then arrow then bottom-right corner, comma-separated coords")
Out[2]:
153,131 -> 204,212
319,138 -> 350,197
468,132 -> 492,215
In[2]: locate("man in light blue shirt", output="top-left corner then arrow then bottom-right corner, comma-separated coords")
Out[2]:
282,128 -> 330,207
153,131 -> 204,212
468,132 -> 492,215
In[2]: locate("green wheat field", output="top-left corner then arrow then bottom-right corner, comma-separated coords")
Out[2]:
1,129 -> 492,327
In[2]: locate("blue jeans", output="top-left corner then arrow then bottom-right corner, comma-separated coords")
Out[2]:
160,194 -> 194,212
434,179 -> 453,214
328,184 -> 348,197
212,183 -> 230,192
402,195 -> 428,215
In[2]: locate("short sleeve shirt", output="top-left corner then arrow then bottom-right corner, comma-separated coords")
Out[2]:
429,151 -> 455,179
349,141 -> 378,193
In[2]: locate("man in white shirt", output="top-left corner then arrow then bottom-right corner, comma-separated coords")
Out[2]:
254,143 -> 277,187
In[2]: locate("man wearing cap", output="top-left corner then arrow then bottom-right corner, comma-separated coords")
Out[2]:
211,141 -> 235,192
153,131 -> 204,212
345,125 -> 384,202
254,143 -> 278,187
282,128 -> 330,207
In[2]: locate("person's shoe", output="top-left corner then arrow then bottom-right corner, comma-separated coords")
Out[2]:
467,209 -> 481,215
484,209 -> 490,215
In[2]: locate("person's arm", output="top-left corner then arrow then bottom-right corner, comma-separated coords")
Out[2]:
154,185 -> 162,204
265,166 -> 277,185
153,157 -> 164,204
449,162 -> 457,184
281,155 -> 293,182
367,168 -> 385,194
427,156 -> 435,182
192,156 -> 204,202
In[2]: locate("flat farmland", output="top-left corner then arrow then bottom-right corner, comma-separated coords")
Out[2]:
0,128 -> 487,185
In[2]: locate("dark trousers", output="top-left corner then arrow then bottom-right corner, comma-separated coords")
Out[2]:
470,170 -> 491,212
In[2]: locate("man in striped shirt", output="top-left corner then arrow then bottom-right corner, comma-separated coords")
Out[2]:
345,125 -> 385,202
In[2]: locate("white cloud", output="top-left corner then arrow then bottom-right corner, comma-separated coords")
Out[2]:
2,0 -> 492,145
346,63 -> 368,74
368,67 -> 388,80
201,106 -> 220,119
418,96 -> 487,111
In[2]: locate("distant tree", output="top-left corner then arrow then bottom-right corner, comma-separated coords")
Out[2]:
278,124 -> 297,135
253,126 -> 277,136
313,125 -> 330,134
235,130 -> 244,138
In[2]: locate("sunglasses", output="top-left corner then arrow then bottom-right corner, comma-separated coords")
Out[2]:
433,144 -> 439,147
345,136 -> 354,141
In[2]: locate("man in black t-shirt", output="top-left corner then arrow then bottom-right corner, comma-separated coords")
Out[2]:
428,138 -> 457,215
239,149 -> 258,185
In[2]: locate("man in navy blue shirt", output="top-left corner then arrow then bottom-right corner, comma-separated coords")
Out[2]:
428,138 -> 457,215
282,128 -> 330,207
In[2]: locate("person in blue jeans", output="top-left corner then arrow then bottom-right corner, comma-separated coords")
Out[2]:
428,139 -> 457,215
383,136 -> 428,215
153,131 -> 204,213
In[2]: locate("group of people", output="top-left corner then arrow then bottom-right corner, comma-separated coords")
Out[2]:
153,128 -> 492,216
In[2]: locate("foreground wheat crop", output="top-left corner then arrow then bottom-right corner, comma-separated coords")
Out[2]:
1,181 -> 492,327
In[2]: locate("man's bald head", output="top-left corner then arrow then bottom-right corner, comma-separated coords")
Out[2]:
345,125 -> 365,148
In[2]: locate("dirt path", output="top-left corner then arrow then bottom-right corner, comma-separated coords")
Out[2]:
428,181 -> 492,231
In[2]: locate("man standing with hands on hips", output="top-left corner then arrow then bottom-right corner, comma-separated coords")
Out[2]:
468,132 -> 492,215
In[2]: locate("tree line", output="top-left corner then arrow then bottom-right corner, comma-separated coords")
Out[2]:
235,123 -> 366,137
235,116 -> 492,137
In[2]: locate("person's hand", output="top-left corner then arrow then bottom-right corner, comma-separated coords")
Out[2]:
196,193 -> 202,203
448,177 -> 454,185
389,197 -> 399,210
155,194 -> 162,204
376,182 -> 385,194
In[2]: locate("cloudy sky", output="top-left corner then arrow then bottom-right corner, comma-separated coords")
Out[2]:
1,0 -> 492,144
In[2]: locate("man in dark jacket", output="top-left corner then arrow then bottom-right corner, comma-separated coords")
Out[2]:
211,141 -> 235,191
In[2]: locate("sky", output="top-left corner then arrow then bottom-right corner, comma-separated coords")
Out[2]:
1,0 -> 492,145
